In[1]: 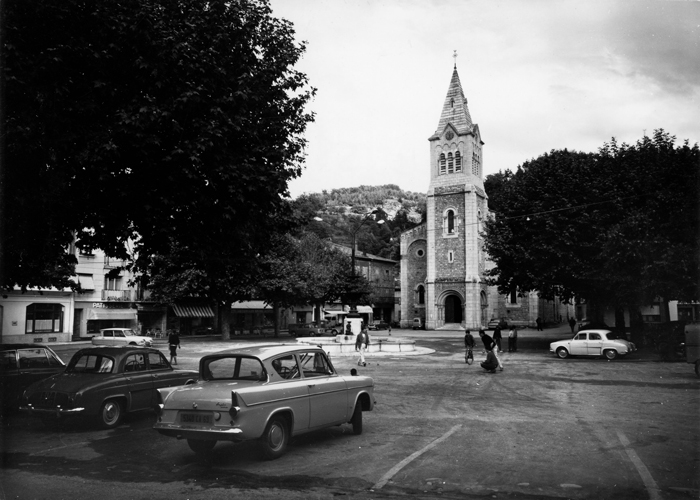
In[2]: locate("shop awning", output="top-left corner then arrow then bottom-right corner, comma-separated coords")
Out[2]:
356,306 -> 373,313
86,309 -> 138,320
231,301 -> 271,310
172,305 -> 215,318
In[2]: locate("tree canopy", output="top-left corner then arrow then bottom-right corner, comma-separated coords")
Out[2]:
2,0 -> 315,293
483,130 -> 699,322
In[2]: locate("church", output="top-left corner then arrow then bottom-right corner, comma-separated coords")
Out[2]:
399,64 -> 567,330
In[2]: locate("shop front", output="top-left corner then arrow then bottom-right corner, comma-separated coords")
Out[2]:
75,302 -> 138,339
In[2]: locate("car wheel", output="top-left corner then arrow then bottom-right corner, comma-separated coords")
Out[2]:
351,401 -> 363,435
259,415 -> 288,460
187,439 -> 217,454
99,399 -> 124,429
556,347 -> 569,359
603,349 -> 617,360
128,342 -> 137,346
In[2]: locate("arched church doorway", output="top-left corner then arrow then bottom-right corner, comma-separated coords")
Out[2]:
444,295 -> 463,324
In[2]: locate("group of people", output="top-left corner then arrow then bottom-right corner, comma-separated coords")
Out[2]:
464,325 -> 519,373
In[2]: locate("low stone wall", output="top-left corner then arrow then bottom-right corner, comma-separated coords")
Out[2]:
296,335 -> 416,355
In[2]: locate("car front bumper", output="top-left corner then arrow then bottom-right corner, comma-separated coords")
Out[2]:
20,404 -> 85,416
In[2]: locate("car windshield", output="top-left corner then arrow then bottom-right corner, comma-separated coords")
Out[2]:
66,353 -> 115,374
203,356 -> 265,381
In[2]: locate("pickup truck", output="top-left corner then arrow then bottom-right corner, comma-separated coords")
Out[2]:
288,323 -> 327,337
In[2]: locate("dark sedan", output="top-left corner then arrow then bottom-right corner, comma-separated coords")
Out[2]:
1,344 -> 66,414
21,346 -> 198,429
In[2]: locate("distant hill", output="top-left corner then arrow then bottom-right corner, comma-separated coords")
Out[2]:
292,185 -> 427,260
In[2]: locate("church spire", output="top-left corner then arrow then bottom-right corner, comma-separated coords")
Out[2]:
432,65 -> 473,139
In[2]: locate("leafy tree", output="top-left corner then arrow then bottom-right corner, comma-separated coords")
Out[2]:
2,0 -> 315,299
483,130 -> 699,327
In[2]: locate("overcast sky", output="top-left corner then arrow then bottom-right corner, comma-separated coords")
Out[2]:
269,0 -> 700,199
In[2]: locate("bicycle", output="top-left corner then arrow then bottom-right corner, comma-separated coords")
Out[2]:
465,347 -> 474,365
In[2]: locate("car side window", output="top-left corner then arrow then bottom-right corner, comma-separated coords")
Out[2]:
147,352 -> 169,371
574,333 -> 587,340
18,348 -> 51,369
589,333 -> 601,340
271,355 -> 300,380
1,351 -> 17,370
205,356 -> 265,381
69,354 -> 114,374
124,354 -> 146,372
299,352 -> 333,378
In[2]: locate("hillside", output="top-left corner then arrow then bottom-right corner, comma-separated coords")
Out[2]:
292,185 -> 427,260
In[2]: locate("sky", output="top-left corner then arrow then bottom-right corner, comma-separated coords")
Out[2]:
269,0 -> 700,199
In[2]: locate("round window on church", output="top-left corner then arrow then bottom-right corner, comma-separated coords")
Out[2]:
416,249 -> 425,258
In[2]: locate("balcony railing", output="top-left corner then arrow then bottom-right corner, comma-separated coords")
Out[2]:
102,290 -> 133,302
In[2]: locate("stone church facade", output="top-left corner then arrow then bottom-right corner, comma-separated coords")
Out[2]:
400,65 -> 568,330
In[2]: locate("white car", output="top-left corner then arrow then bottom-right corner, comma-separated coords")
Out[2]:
550,329 -> 636,360
91,328 -> 153,347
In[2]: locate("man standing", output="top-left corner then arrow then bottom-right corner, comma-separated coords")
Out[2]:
168,329 -> 180,366
356,327 -> 370,367
493,325 -> 503,353
464,329 -> 475,364
479,329 -> 503,371
568,317 -> 577,334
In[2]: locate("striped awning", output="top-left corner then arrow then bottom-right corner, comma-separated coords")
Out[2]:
172,305 -> 215,318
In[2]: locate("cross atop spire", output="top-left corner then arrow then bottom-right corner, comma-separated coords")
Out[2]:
453,49 -> 458,68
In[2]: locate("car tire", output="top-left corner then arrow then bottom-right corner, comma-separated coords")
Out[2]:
128,342 -> 137,346
259,415 -> 288,460
99,399 -> 123,429
187,439 -> 217,454
556,347 -> 569,359
603,349 -> 617,360
351,402 -> 363,435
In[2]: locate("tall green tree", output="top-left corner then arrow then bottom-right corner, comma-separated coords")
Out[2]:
2,0 -> 314,297
483,130 -> 699,325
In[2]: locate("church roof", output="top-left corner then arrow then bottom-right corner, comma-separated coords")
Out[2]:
430,65 -> 475,140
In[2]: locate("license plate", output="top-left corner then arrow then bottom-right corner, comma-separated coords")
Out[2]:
180,412 -> 213,424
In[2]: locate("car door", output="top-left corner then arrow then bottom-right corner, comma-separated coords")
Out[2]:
122,353 -> 154,410
299,351 -> 348,428
587,333 -> 604,356
147,351 -> 188,389
101,330 -> 113,345
114,331 -> 128,346
570,333 -> 588,355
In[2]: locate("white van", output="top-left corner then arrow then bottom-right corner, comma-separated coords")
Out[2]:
412,318 -> 423,330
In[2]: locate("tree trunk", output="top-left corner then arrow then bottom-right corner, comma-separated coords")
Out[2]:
220,300 -> 232,340
614,307 -> 626,330
273,303 -> 280,338
629,305 -> 645,347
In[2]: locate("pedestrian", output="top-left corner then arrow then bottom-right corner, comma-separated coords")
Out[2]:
388,323 -> 392,336
168,329 -> 180,365
568,317 -> 577,334
464,329 -> 475,364
479,329 -> 503,371
480,349 -> 499,373
536,317 -> 543,331
508,326 -> 518,352
356,327 -> 370,367
493,325 -> 503,353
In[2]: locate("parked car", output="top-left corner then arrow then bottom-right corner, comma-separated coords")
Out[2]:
91,328 -> 153,347
368,321 -> 389,331
412,318 -> 423,330
287,323 -> 327,337
685,323 -> 700,377
1,344 -> 66,414
550,329 -> 637,360
153,344 -> 375,459
20,346 -> 198,428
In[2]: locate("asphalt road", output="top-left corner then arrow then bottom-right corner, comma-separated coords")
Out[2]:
1,328 -> 698,500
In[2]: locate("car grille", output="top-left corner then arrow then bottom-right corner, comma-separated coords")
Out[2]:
28,391 -> 71,408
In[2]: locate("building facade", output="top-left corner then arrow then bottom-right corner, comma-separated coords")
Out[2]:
400,65 -> 562,330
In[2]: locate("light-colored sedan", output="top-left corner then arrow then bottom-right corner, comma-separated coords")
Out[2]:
91,328 -> 152,347
153,344 -> 375,460
550,329 -> 637,360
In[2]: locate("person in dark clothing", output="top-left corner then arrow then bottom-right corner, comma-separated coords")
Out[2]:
568,317 -> 577,333
168,330 -> 180,365
536,317 -> 543,331
479,330 -> 503,371
508,326 -> 518,352
480,349 -> 499,373
464,330 -> 475,364
493,326 -> 503,353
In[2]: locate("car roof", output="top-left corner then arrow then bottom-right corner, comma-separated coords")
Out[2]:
100,328 -> 133,331
577,329 -> 612,335
75,346 -> 160,356
205,343 -> 326,360
0,343 -> 55,351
